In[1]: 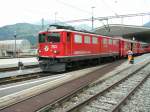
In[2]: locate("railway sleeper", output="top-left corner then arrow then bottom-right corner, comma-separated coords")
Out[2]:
91,103 -> 112,111
98,99 -> 117,105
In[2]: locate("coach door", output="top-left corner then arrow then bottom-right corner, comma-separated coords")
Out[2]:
66,32 -> 72,55
119,40 -> 124,57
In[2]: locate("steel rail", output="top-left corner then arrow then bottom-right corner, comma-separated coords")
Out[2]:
65,62 -> 150,112
0,74 -> 40,85
111,73 -> 150,112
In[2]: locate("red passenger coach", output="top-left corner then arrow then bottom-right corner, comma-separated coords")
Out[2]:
142,44 -> 150,53
115,37 -> 142,57
38,27 -> 119,72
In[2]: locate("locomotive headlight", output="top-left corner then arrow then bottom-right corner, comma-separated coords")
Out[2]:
53,50 -> 59,54
44,46 -> 49,52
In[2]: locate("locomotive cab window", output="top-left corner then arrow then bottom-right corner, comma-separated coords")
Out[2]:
39,34 -> 46,43
47,33 -> 60,43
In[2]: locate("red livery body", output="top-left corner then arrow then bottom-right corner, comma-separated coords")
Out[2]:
38,28 -> 148,72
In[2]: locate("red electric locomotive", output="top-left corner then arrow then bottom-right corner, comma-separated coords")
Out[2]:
38,25 -> 146,72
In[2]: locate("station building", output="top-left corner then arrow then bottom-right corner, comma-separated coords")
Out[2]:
94,24 -> 150,43
0,39 -> 31,57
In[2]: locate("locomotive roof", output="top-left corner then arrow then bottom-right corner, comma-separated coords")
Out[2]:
40,28 -> 117,39
113,36 -> 139,43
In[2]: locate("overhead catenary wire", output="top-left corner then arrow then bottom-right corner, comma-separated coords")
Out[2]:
55,0 -> 91,15
100,0 -> 119,16
57,12 -> 150,24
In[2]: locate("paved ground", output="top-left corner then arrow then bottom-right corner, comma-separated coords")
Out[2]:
0,54 -> 150,110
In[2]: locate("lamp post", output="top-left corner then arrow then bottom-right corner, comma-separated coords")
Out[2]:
14,31 -> 17,58
41,18 -> 44,30
55,12 -> 58,24
91,6 -> 95,30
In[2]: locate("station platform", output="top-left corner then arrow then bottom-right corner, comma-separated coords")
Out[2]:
134,53 -> 150,64
0,57 -> 41,79
0,67 -> 42,79
0,57 -> 39,69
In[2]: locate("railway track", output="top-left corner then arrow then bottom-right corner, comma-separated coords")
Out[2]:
0,58 -> 123,86
0,64 -> 39,72
45,61 -> 150,112
0,67 -> 45,85
0,73 -> 41,85
121,73 -> 150,111
0,60 -> 125,112
0,65 -> 100,85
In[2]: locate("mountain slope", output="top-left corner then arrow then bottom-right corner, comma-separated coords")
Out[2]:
0,23 -> 44,45
143,21 -> 150,27
0,22 -> 92,46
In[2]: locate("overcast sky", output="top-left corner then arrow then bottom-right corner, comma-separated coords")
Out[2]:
0,0 -> 150,27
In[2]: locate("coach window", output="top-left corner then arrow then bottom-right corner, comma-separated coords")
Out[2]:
92,37 -> 98,44
109,39 -> 113,44
112,40 -> 117,45
74,34 -> 82,43
113,40 -> 115,45
115,40 -> 119,45
132,43 -> 136,49
113,40 -> 118,45
103,38 -> 107,44
84,36 -> 90,44
127,43 -> 130,49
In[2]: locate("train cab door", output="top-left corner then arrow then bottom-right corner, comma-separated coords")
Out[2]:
66,32 -> 72,55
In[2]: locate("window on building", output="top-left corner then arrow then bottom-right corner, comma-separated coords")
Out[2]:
74,34 -> 82,43
84,36 -> 90,44
92,36 -> 98,44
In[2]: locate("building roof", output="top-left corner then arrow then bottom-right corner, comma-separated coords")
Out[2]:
94,24 -> 150,43
0,39 -> 30,44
